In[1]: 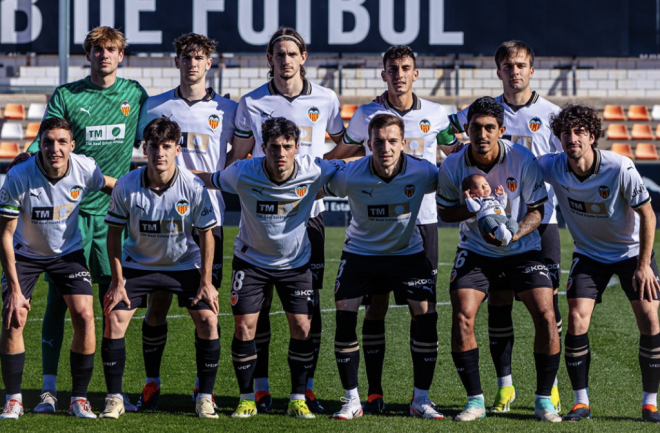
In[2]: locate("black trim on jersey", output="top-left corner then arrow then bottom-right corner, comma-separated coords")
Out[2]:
140,166 -> 180,195
501,91 -> 540,113
632,196 -> 652,210
382,93 -> 421,117
174,86 -> 216,107
566,148 -> 602,180
267,79 -> 311,103
464,140 -> 506,172
261,158 -> 299,186
527,196 -> 549,209
368,153 -> 408,183
36,153 -> 72,185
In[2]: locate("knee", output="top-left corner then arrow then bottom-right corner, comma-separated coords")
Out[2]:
452,311 -> 475,339
71,307 -> 95,330
195,314 -> 218,339
234,319 -> 255,340
292,320 -> 311,340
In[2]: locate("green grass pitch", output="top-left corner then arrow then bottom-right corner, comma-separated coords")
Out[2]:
2,227 -> 660,432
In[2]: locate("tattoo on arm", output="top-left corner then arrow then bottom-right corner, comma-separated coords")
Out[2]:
516,208 -> 542,239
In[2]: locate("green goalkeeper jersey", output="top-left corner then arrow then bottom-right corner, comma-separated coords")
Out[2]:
28,76 -> 149,215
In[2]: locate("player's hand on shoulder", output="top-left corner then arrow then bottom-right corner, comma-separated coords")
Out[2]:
103,281 -> 130,314
632,265 -> 660,301
192,282 -> 219,314
373,90 -> 388,105
5,152 -> 34,173
2,289 -> 30,329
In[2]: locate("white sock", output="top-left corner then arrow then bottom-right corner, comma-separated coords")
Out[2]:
306,378 -> 314,391
254,378 -> 270,393
494,223 -> 512,245
345,388 -> 359,401
71,396 -> 85,403
6,393 -> 22,402
643,392 -> 658,407
467,393 -> 484,400
107,393 -> 122,399
195,377 -> 200,388
497,375 -> 513,387
240,393 -> 255,401
574,388 -> 589,406
197,393 -> 212,401
553,377 -> 558,387
413,388 -> 428,402
145,377 -> 161,386
43,375 -> 57,393
291,393 -> 305,401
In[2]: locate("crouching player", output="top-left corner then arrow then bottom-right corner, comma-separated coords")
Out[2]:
101,117 -> 220,419
0,118 -> 114,419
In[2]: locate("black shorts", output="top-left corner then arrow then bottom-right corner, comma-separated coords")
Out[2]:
112,267 -> 212,311
566,252 -> 660,303
335,251 -> 436,303
2,250 -> 93,301
307,214 -> 325,290
193,225 -> 224,288
230,257 -> 314,316
391,223 -> 438,305
539,223 -> 561,289
449,248 -> 553,294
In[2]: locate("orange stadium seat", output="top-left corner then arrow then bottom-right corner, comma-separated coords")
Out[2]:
606,124 -> 629,140
0,142 -> 20,158
340,104 -> 358,121
635,143 -> 659,160
25,122 -> 40,140
656,124 -> 660,139
603,105 -> 625,121
631,124 -> 654,140
628,105 -> 651,121
3,103 -> 25,120
610,143 -> 633,159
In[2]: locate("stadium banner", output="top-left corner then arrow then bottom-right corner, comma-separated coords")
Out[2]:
0,0 -> 656,57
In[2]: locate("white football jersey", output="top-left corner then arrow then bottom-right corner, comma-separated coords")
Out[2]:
105,166 -> 217,271
234,80 -> 344,217
343,94 -> 455,225
137,87 -> 237,224
537,150 -> 651,263
450,92 -> 562,224
0,153 -> 105,258
213,155 -> 344,270
437,140 -> 548,257
324,155 -> 438,256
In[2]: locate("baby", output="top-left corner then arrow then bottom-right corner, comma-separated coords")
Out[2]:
462,173 -> 519,246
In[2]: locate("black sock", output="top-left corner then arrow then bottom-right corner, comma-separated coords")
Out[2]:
142,321 -> 168,379
308,299 -> 322,384
70,351 -> 94,397
0,352 -> 25,395
411,312 -> 438,391
639,333 -> 660,393
554,293 -> 563,344
362,318 -> 385,396
196,337 -> 220,395
335,310 -> 359,390
488,304 -> 514,378
451,348 -> 482,396
288,338 -> 314,395
98,283 -> 110,335
565,332 -> 590,390
253,313 -> 271,382
232,337 -> 257,394
101,337 -> 126,395
409,319 -> 417,359
534,352 -> 561,396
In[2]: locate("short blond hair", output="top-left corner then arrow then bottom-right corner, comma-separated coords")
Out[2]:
83,26 -> 127,53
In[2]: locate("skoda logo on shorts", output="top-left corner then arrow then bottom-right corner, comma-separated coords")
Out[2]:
231,290 -> 238,306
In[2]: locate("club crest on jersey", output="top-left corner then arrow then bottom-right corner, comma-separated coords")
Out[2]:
175,199 -> 190,216
208,114 -> 220,130
120,101 -> 131,116
506,177 -> 518,192
450,269 -> 457,282
308,107 -> 320,123
404,184 -> 416,198
0,188 -> 9,204
231,290 -> 238,306
334,281 -> 340,294
295,185 -> 308,198
69,186 -> 83,200
528,117 -> 542,132
419,119 -> 431,134
494,208 -> 503,215
566,277 -> 572,291
598,185 -> 611,199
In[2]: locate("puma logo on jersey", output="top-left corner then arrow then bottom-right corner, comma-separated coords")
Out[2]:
30,191 -> 41,199
136,204 -> 146,212
252,187 -> 265,195
260,110 -> 274,118
361,189 -> 374,197
80,107 -> 92,116
560,184 -> 570,192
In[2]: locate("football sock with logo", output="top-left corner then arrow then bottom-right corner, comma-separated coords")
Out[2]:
101,337 -> 126,395
409,318 -> 417,359
1,352 -> 25,395
41,282 -> 67,383
362,318 -> 386,396
142,321 -> 167,380
534,352 -> 561,397
211,233 -> 223,288
565,332 -> 590,395
196,337 -> 220,395
451,348 -> 482,396
335,310 -> 360,391
639,333 -> 660,396
488,304 -> 514,382
70,351 -> 94,398
288,337 -> 314,395
553,293 -> 563,342
232,337 -> 257,394
411,312 -> 438,391
253,311 -> 271,390
307,300 -> 322,388
98,283 -> 110,334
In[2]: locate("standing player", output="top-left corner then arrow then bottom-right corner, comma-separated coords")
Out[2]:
537,104 -> 660,423
0,118 -> 113,419
199,117 -> 345,419
23,26 -> 148,413
444,40 -> 563,413
326,45 -> 455,413
226,27 -> 345,413
437,97 -> 561,422
101,117 -> 220,420
135,32 -> 236,408
326,114 -> 443,420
